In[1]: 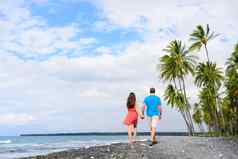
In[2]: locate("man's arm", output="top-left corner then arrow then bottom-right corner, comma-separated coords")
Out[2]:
158,105 -> 162,119
158,98 -> 162,118
142,104 -> 145,115
141,103 -> 146,119
158,105 -> 162,117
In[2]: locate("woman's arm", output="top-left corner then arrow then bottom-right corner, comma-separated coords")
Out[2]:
135,104 -> 144,118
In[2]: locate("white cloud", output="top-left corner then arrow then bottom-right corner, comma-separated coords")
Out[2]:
0,0 -> 96,58
0,113 -> 35,125
32,0 -> 49,4
0,36 -> 185,134
96,0 -> 238,41
93,0 -> 238,71
95,46 -> 113,54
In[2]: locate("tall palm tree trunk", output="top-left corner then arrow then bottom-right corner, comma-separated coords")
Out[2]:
209,97 -> 219,133
215,95 -> 226,135
181,77 -> 195,134
172,79 -> 193,135
229,120 -> 234,135
178,79 -> 194,135
235,106 -> 238,134
210,89 -> 220,134
214,107 -> 220,134
173,78 -> 178,90
180,110 -> 193,136
204,44 -> 210,62
217,97 -> 226,134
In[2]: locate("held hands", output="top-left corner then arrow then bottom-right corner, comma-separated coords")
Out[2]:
140,115 -> 145,120
140,115 -> 161,120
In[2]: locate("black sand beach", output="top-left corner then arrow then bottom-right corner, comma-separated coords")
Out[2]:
20,136 -> 238,159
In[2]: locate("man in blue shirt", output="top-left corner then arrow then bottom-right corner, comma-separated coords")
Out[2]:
142,87 -> 162,146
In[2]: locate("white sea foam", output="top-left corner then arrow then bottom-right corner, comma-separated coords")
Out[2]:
0,135 -> 132,158
0,140 -> 12,144
137,139 -> 148,142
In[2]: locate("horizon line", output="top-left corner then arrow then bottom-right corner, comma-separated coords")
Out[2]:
20,132 -> 206,137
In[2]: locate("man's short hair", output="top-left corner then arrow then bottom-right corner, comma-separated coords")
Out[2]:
150,87 -> 155,94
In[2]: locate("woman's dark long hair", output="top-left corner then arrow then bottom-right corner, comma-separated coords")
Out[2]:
127,92 -> 136,109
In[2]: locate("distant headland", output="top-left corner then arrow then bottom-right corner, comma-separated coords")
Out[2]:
20,132 -> 206,136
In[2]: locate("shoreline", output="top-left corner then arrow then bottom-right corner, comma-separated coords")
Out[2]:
20,141 -> 150,159
19,136 -> 238,159
20,132 -> 200,136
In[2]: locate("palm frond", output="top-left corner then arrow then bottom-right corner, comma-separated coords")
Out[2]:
207,32 -> 219,41
189,42 -> 202,52
206,24 -> 210,36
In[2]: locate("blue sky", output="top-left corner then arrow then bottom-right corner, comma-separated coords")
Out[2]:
0,0 -> 237,136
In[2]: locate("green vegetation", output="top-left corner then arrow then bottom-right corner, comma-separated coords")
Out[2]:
160,40 -> 197,135
159,24 -> 238,136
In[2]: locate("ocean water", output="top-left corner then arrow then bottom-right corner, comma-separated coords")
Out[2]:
0,135 -> 148,159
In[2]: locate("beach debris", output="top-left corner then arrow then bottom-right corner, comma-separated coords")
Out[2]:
219,153 -> 223,158
90,156 -> 94,159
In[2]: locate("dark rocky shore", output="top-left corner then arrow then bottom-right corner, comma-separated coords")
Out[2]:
20,136 -> 238,159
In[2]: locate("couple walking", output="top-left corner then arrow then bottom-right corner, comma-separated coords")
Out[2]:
124,87 -> 162,146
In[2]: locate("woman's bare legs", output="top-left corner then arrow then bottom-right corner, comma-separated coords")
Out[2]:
133,125 -> 137,142
128,125 -> 133,144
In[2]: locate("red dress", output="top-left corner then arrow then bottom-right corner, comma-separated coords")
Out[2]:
123,107 -> 138,125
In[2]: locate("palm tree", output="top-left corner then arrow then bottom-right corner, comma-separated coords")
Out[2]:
221,97 -> 234,135
164,84 -> 187,110
192,103 -> 204,132
189,24 -> 218,62
164,84 -> 193,133
160,40 -> 197,135
160,40 -> 197,90
226,44 -> 238,72
225,43 -> 238,134
162,40 -> 196,78
195,62 -> 223,89
198,87 -> 217,132
195,62 -> 224,133
226,44 -> 238,96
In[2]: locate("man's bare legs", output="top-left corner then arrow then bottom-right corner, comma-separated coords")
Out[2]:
150,126 -> 156,140
149,116 -> 159,146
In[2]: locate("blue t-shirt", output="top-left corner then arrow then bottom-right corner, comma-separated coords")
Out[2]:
144,95 -> 161,117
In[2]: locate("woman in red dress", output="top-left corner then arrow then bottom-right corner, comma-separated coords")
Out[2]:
124,92 -> 143,144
